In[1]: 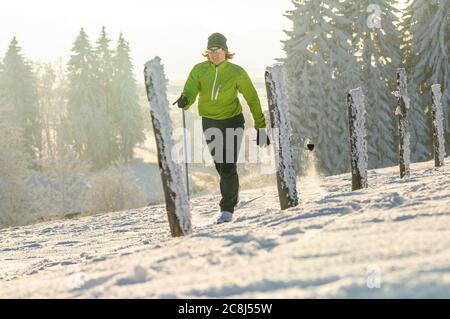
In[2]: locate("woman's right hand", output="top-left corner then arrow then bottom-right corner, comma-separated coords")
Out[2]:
177,95 -> 189,109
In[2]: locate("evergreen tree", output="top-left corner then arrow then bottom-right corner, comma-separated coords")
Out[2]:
0,37 -> 42,166
35,62 -> 62,161
404,0 -> 449,159
343,0 -> 401,169
111,33 -> 145,160
95,26 -> 118,162
283,0 -> 359,175
400,0 -> 429,162
0,101 -> 32,227
65,28 -> 110,169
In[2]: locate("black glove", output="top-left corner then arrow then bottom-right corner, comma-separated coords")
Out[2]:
256,128 -> 271,147
176,95 -> 189,109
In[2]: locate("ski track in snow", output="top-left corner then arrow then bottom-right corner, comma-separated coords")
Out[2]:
1,158 -> 450,298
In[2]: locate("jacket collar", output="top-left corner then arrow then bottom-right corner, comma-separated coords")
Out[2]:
209,59 -> 228,69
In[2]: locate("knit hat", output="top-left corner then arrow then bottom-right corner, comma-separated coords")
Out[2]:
207,33 -> 228,50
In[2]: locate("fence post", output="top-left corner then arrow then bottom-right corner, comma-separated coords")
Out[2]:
265,64 -> 299,210
431,84 -> 446,167
144,57 -> 191,237
347,88 -> 368,191
395,68 -> 411,178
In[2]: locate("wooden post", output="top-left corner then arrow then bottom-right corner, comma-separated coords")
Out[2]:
144,57 -> 191,237
347,88 -> 368,191
396,68 -> 411,178
265,65 -> 299,210
431,84 -> 446,167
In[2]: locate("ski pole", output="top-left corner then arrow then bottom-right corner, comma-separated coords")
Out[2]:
182,109 -> 190,200
173,97 -> 190,200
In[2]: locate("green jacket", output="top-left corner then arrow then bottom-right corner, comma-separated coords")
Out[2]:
181,59 -> 266,129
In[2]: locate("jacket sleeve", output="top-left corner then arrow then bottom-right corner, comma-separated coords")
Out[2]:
181,66 -> 200,110
237,68 -> 266,129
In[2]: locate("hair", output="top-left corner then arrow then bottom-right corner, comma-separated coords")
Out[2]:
202,49 -> 235,60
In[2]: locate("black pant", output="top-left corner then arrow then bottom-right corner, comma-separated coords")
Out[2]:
202,113 -> 245,213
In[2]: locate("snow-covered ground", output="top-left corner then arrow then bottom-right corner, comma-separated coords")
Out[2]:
0,157 -> 449,298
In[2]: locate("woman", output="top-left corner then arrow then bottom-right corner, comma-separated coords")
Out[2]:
177,32 -> 270,224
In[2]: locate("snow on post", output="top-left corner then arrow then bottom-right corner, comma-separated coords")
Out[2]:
347,88 -> 368,191
395,68 -> 411,178
144,57 -> 191,237
431,84 -> 446,167
265,64 -> 299,210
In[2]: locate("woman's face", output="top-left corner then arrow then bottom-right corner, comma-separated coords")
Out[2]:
207,47 -> 226,65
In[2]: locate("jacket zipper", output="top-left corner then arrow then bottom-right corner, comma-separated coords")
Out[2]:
211,66 -> 218,100
215,84 -> 221,100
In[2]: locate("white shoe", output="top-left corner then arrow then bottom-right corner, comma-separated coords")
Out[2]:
217,211 -> 233,224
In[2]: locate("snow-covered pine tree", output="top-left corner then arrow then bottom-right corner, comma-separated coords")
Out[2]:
0,101 -> 32,227
400,1 -> 430,162
65,28 -> 111,169
34,62 -> 62,162
283,0 -> 359,175
343,0 -> 401,169
0,37 -> 43,167
95,26 -> 118,163
52,58 -> 71,159
111,33 -> 145,160
283,58 -> 316,175
403,0 -> 449,160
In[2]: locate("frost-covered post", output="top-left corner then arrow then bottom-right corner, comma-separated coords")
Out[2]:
144,57 -> 191,237
265,64 -> 299,210
431,84 -> 446,167
347,88 -> 368,191
395,68 -> 411,178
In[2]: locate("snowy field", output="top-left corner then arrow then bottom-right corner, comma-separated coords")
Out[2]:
0,157 -> 449,298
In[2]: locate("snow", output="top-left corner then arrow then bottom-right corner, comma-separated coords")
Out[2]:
265,64 -> 298,203
1,157 -> 450,298
348,88 -> 368,187
144,57 -> 191,235
431,84 -> 446,166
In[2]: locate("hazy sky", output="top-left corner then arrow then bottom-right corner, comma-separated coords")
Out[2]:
1,0 -> 294,82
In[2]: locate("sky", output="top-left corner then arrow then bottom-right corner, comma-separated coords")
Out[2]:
0,0 -> 295,83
